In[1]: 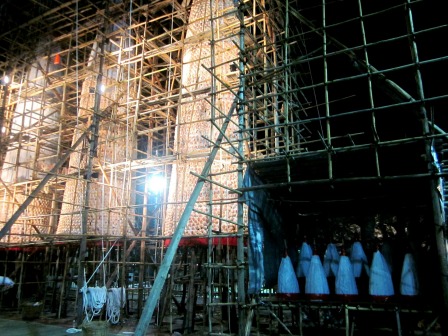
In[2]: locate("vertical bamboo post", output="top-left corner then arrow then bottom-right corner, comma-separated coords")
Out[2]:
284,0 -> 291,186
183,248 -> 197,333
51,247 -> 61,312
236,2 -> 247,334
17,249 -> 26,307
58,247 -> 70,318
357,0 -> 381,178
322,0 -> 333,181
0,79 -> 9,152
405,1 -> 448,332
138,186 -> 148,317
41,245 -> 52,310
75,1 -> 108,325
49,191 -> 59,234
0,248 -> 9,307
121,238 -> 127,315
207,1 -> 217,332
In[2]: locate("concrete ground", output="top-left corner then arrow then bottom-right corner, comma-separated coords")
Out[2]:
0,311 -> 178,336
0,306 -> 443,336
0,317 -> 180,335
0,317 -> 154,335
0,318 -> 72,336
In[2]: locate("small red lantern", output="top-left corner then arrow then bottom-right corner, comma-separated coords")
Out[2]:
54,54 -> 61,65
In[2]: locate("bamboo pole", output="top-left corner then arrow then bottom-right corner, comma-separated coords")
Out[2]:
405,2 -> 448,334
17,249 -> 26,307
207,3 -> 217,332
0,81 -> 8,153
137,179 -> 148,317
41,245 -> 52,310
284,0 -> 292,186
238,171 -> 448,193
357,0 -> 381,178
183,247 -> 197,333
58,247 -> 70,318
322,0 -> 333,181
51,247 -> 61,312
236,2 -> 246,335
75,0 -> 109,324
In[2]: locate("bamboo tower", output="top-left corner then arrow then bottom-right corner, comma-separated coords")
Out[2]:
0,46 -> 62,243
56,20 -> 135,237
164,0 -> 240,237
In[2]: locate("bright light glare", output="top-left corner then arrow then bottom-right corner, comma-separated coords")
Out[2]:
3,75 -> 10,84
147,175 -> 165,193
99,84 -> 106,93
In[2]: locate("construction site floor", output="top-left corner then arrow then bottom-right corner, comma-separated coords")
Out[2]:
0,308 -> 443,335
0,312 -> 177,336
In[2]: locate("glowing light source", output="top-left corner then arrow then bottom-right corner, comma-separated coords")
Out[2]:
147,174 -> 165,194
2,75 -> 10,85
99,84 -> 106,93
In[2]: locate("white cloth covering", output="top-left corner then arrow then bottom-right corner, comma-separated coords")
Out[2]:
305,255 -> 330,295
369,250 -> 394,296
400,253 -> 419,296
335,255 -> 358,295
278,256 -> 300,294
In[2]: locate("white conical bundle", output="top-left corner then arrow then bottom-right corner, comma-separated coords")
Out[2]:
369,250 -> 394,296
0,276 -> 14,291
350,241 -> 370,277
336,255 -> 358,295
296,242 -> 313,277
400,253 -> 419,296
305,255 -> 330,295
323,243 -> 340,277
278,256 -> 300,294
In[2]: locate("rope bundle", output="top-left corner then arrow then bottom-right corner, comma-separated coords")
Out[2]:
82,286 -> 125,324
82,286 -> 107,321
106,287 -> 125,324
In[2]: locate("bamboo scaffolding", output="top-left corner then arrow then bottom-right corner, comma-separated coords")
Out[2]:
0,0 -> 446,334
